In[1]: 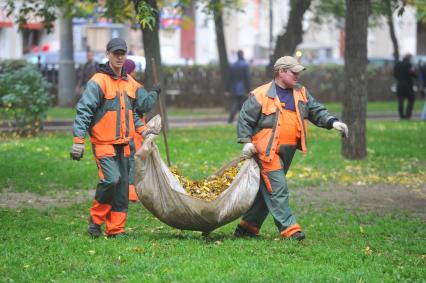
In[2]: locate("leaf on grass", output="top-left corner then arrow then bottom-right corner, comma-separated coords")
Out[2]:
363,246 -> 372,256
88,250 -> 96,255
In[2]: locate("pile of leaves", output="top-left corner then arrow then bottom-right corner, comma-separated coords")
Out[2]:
170,164 -> 241,201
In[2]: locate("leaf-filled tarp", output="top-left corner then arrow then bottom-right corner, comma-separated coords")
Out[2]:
135,116 -> 260,233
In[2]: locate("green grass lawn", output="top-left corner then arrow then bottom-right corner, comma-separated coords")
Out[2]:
1,203 -> 424,282
1,121 -> 424,193
46,100 -> 425,120
0,121 -> 425,281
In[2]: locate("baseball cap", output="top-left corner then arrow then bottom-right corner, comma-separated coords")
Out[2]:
124,59 -> 136,74
273,56 -> 305,72
106,38 -> 127,53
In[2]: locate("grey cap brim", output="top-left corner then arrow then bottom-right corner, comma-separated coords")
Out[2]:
109,46 -> 127,53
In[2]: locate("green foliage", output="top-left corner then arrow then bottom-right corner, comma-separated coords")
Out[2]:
0,60 -> 51,136
4,0 -> 94,33
135,1 -> 157,29
311,0 -> 424,27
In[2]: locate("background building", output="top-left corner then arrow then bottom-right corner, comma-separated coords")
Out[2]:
0,0 -> 422,65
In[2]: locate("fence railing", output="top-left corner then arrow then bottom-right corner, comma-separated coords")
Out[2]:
37,63 -> 397,107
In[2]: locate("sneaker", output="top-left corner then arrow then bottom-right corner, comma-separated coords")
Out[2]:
234,224 -> 257,238
289,231 -> 305,241
107,232 -> 129,239
88,217 -> 102,238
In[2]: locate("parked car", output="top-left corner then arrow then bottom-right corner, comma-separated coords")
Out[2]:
23,51 -> 104,70
413,55 -> 426,66
368,56 -> 394,67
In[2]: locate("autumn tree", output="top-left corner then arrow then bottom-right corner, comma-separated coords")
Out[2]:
269,0 -> 312,69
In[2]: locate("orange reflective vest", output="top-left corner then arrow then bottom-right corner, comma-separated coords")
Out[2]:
237,81 -> 337,163
73,64 -> 145,145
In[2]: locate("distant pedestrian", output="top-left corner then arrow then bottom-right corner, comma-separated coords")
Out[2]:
419,60 -> 426,120
394,54 -> 417,119
75,50 -> 98,95
225,50 -> 250,123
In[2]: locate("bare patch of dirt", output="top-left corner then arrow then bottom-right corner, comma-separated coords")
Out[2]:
0,189 -> 94,209
293,184 -> 426,219
1,184 -> 425,219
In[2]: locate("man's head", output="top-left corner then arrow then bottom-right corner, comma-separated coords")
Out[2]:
124,59 -> 136,77
237,50 -> 244,60
106,38 -> 128,73
86,50 -> 94,62
273,56 -> 305,89
403,53 -> 412,63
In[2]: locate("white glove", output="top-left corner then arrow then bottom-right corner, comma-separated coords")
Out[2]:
142,128 -> 159,138
241,143 -> 257,159
138,133 -> 159,159
70,143 -> 85,161
333,121 -> 348,138
144,133 -> 159,141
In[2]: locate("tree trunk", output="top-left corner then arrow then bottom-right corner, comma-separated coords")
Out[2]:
134,0 -> 168,129
385,0 -> 399,63
342,0 -> 370,159
213,5 -> 230,93
58,14 -> 76,107
269,0 -> 311,68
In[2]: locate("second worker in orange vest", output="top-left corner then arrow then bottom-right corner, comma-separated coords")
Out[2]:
235,56 -> 348,240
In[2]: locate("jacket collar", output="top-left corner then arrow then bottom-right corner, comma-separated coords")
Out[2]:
98,62 -> 129,81
267,80 -> 303,98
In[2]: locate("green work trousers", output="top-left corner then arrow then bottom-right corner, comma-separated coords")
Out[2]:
242,144 -> 297,232
93,144 -> 130,213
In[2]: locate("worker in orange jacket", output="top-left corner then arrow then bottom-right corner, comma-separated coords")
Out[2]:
235,56 -> 348,240
70,38 -> 159,238
123,58 -> 160,202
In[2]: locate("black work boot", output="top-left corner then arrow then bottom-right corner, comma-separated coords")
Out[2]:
234,224 -> 257,238
88,217 -> 102,238
107,232 -> 129,239
289,231 -> 305,241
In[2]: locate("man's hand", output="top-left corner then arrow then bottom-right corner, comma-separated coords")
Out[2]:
332,121 -> 349,138
142,128 -> 159,138
145,133 -> 159,142
152,85 -> 161,95
70,143 -> 85,161
241,142 -> 257,159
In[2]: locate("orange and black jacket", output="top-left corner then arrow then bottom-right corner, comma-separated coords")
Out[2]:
237,81 -> 338,163
73,63 -> 157,145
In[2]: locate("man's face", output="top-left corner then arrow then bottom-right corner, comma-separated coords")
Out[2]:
278,68 -> 300,88
107,50 -> 127,71
86,51 -> 94,62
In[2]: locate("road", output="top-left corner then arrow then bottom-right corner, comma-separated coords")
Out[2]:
0,112 -> 422,132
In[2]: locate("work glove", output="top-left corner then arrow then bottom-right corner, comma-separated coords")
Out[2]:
152,85 -> 161,95
241,142 -> 257,159
145,133 -> 159,142
332,121 -> 349,138
142,128 -> 159,138
70,143 -> 85,161
138,133 -> 159,159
